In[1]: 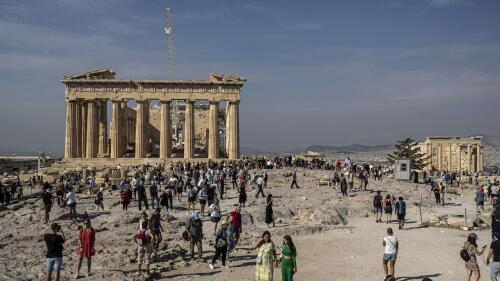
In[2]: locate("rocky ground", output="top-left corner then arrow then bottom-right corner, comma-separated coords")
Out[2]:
0,167 -> 499,281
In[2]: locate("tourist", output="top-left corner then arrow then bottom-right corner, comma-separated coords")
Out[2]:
475,187 -> 485,212
176,176 -> 184,202
134,219 -> 152,276
186,211 -> 203,260
149,182 -> 159,209
74,218 -> 96,279
290,169 -> 300,189
94,187 -> 104,211
42,187 -> 54,224
263,170 -> 268,189
209,217 -> 229,270
439,182 -> 446,206
55,180 -> 64,206
198,186 -> 208,216
373,191 -> 383,223
225,215 -> 236,261
253,231 -> 278,281
255,175 -> 265,198
340,176 -> 348,197
149,208 -> 164,255
265,194 -> 275,228
66,187 -> 77,222
280,235 -> 297,281
487,234 -> 500,281
137,181 -> 149,211
159,188 -> 171,222
431,181 -> 440,204
382,227 -> 398,280
383,194 -> 393,224
186,184 -> 196,214
44,222 -> 65,281
209,197 -> 221,235
492,212 -> 500,241
394,197 -> 406,229
121,187 -> 131,211
230,206 -> 242,250
464,233 -> 486,281
239,180 -> 247,207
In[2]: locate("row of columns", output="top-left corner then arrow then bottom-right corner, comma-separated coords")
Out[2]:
428,143 -> 483,172
65,99 -> 240,160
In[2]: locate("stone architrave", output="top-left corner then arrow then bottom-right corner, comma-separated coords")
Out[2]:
208,101 -> 219,159
86,101 -> 98,158
110,100 -> 122,158
135,101 -> 145,158
184,100 -> 195,159
160,101 -> 172,159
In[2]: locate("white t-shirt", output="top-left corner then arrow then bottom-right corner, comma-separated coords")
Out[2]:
384,236 -> 398,254
66,191 -> 76,204
492,185 -> 499,195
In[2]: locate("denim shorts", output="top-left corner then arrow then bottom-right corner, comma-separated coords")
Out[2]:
491,261 -> 500,277
46,257 -> 62,273
383,253 -> 397,261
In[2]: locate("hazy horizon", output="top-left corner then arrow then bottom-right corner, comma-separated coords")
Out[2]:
1,0 -> 499,154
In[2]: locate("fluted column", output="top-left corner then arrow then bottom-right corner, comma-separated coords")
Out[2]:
143,102 -> 150,155
448,144 -> 452,171
86,100 -> 98,158
225,102 -> 231,156
476,145 -> 482,172
160,101 -> 172,159
208,101 -> 219,159
135,101 -> 145,158
64,100 -> 77,158
184,100 -> 195,159
467,144 -> 472,172
120,102 -> 128,156
110,100 -> 122,158
81,102 -> 87,157
75,101 -> 82,157
437,145 -> 442,171
228,101 -> 240,160
98,99 -> 107,157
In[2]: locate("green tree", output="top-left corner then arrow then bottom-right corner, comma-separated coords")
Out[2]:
387,137 -> 429,170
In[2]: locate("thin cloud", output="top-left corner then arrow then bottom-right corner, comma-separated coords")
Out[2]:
290,22 -> 326,31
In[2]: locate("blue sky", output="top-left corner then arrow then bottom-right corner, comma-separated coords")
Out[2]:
0,0 -> 499,154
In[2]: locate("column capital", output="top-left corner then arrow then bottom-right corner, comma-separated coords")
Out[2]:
229,100 -> 240,105
185,99 -> 196,104
160,99 -> 172,104
209,100 -> 220,105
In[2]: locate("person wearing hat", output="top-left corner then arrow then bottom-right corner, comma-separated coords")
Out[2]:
209,217 -> 229,269
464,233 -> 487,281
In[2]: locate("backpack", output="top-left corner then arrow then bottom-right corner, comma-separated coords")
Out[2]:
460,247 -> 470,262
135,229 -> 150,245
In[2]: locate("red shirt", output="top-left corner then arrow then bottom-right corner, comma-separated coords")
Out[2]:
230,211 -> 241,232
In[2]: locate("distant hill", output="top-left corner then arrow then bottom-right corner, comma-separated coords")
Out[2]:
478,135 -> 500,147
289,144 -> 393,154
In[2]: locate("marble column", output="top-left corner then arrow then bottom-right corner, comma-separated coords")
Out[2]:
476,145 -> 482,172
208,101 -> 219,159
458,145 -> 462,172
120,102 -> 128,156
448,144 -> 452,171
81,102 -> 87,157
143,102 -> 150,155
228,101 -> 240,160
98,99 -> 107,157
437,145 -> 442,171
110,100 -> 122,158
160,101 -> 172,159
64,100 -> 77,158
75,101 -> 82,157
467,144 -> 472,172
135,101 -> 145,158
86,100 -> 98,158
184,100 -> 195,159
225,101 -> 231,156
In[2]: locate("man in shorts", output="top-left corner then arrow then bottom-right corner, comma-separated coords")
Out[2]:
394,197 -> 406,230
382,227 -> 398,280
373,191 -> 383,223
134,221 -> 152,276
44,222 -> 65,281
487,234 -> 500,280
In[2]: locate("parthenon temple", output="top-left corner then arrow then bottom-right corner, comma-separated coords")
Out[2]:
62,69 -> 246,162
417,136 -> 484,172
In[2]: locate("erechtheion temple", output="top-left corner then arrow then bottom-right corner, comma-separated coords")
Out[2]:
62,69 -> 245,163
417,136 -> 484,172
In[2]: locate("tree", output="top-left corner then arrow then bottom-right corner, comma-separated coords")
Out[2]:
387,137 -> 429,170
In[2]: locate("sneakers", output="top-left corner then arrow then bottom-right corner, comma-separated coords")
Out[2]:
74,274 -> 80,279
209,263 -> 214,270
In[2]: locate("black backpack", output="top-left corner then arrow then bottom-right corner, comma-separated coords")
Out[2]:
460,247 -> 470,262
